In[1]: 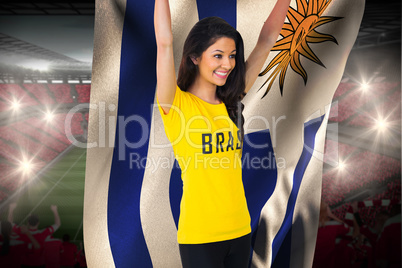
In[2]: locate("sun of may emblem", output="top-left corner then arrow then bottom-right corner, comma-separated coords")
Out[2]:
259,0 -> 342,97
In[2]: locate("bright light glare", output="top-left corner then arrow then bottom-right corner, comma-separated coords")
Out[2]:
18,60 -> 50,71
338,161 -> 346,171
11,100 -> 20,110
376,118 -> 388,131
45,111 -> 54,122
360,83 -> 369,92
20,159 -> 33,174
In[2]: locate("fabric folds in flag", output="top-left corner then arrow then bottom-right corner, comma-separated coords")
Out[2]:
84,0 -> 365,267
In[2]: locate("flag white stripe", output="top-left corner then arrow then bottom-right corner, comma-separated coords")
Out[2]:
84,0 -> 127,267
139,1 -> 199,267
290,114 -> 328,268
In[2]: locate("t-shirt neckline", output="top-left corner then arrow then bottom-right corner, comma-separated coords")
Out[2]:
186,91 -> 225,106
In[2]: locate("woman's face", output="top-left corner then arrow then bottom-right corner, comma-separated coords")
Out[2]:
192,37 -> 236,88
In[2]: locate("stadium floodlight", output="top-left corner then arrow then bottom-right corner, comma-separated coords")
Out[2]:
376,118 -> 388,132
82,80 -> 91,84
337,160 -> 346,171
23,80 -> 33,83
360,82 -> 369,92
45,111 -> 54,122
38,80 -> 48,83
52,80 -> 63,84
68,80 -> 80,84
20,159 -> 33,175
11,100 -> 21,111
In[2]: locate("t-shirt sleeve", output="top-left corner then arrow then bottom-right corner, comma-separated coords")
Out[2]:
50,224 -> 60,233
157,86 -> 183,123
156,86 -> 186,143
42,224 -> 59,238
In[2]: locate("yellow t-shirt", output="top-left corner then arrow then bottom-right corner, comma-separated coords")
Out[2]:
157,86 -> 251,244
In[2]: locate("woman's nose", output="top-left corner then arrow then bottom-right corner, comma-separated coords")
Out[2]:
221,56 -> 233,69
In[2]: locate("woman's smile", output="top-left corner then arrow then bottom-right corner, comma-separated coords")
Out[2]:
214,70 -> 230,79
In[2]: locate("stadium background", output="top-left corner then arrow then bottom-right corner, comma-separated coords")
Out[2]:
0,0 -> 400,259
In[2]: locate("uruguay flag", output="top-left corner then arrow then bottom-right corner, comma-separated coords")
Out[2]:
84,0 -> 365,267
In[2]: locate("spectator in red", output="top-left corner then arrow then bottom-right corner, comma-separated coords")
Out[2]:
8,203 -> 61,268
60,234 -> 77,268
376,204 -> 401,268
44,235 -> 63,268
0,221 -> 40,268
351,201 -> 389,268
313,201 -> 350,268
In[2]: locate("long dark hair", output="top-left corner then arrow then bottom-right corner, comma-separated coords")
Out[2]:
177,17 -> 246,142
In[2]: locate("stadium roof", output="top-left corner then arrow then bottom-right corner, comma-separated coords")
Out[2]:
0,0 -> 94,15
354,0 -> 401,49
0,0 -> 399,79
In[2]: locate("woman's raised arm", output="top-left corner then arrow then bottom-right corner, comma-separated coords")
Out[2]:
154,0 -> 177,113
244,0 -> 291,93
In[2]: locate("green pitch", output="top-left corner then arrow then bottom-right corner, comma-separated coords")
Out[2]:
4,146 -> 86,243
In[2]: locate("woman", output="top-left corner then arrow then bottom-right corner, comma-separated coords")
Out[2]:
154,0 -> 290,267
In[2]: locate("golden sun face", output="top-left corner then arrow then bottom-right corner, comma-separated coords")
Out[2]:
259,0 -> 342,97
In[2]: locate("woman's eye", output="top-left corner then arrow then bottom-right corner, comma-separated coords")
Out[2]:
230,54 -> 236,59
214,54 -> 222,59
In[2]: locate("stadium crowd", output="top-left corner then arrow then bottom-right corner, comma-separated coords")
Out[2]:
0,203 -> 86,268
313,200 -> 401,268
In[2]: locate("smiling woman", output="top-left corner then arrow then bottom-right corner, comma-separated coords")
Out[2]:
154,0 -> 291,267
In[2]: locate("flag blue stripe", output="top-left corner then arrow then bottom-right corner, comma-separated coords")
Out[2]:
196,0 -> 237,28
170,162 -> 182,228
242,130 -> 277,239
272,115 -> 325,268
107,0 -> 156,267
108,1 -> 239,266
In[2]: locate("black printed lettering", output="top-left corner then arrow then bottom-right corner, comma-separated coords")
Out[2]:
226,131 -> 234,151
202,133 -> 212,154
216,132 -> 224,153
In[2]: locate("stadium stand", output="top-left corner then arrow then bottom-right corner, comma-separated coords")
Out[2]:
323,139 -> 357,165
48,84 -> 74,103
348,89 -> 401,127
0,125 -> 59,162
0,81 -> 88,197
0,84 -> 39,109
368,82 -> 399,96
28,117 -> 73,146
0,139 -> 22,161
333,82 -> 356,99
76,85 -> 91,103
52,113 -> 84,136
0,189 -> 8,202
23,84 -> 56,105
0,99 -> 8,112
12,121 -> 69,153
329,82 -> 400,124
322,149 -> 400,208
330,89 -> 372,122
